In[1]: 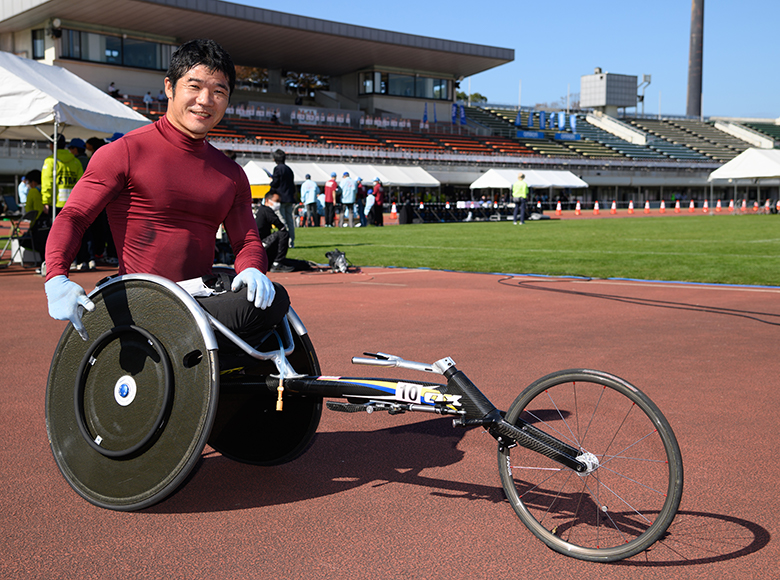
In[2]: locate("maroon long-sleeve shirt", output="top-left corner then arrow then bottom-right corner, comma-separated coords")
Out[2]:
45,116 -> 266,282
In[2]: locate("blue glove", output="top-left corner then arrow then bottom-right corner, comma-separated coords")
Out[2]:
44,275 -> 95,341
231,267 -> 276,310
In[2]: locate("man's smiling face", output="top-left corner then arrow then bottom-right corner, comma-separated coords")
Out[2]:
164,64 -> 229,139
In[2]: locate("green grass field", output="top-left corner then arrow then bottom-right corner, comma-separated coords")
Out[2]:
287,214 -> 780,286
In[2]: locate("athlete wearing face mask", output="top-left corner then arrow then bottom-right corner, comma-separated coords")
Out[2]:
254,191 -> 292,272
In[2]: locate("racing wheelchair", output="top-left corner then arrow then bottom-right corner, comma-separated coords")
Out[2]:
46,274 -> 683,562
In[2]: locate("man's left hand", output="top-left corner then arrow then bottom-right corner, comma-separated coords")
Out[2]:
231,267 -> 275,309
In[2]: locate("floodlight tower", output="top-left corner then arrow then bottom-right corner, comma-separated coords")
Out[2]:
686,0 -> 704,118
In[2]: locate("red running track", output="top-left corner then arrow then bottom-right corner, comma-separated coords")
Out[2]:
1,264 -> 779,579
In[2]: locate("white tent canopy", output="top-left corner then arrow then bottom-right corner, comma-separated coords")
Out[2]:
470,169 -> 588,190
708,148 -> 780,182
241,160 -> 440,187
0,51 -> 150,141
241,160 -> 273,185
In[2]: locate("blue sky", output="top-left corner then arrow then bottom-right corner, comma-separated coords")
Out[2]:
244,0 -> 778,119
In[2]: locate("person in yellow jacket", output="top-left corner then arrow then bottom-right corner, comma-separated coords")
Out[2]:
41,134 -> 84,215
512,172 -> 529,225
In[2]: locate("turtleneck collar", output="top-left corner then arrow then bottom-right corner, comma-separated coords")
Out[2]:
156,114 -> 208,154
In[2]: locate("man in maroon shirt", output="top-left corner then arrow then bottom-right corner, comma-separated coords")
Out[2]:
44,39 -> 287,355
323,172 -> 340,227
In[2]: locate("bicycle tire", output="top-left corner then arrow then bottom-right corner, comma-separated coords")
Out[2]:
497,369 -> 683,562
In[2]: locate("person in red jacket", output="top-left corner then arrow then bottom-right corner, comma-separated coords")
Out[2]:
371,178 -> 384,226
323,172 -> 340,227
44,39 -> 287,358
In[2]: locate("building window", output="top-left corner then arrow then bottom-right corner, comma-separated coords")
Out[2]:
32,29 -> 45,59
60,29 -> 173,71
359,71 -> 449,100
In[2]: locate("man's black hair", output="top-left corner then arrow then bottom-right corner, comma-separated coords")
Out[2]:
50,134 -> 66,149
26,169 -> 42,184
86,137 -> 106,152
264,191 -> 280,203
166,39 -> 236,96
273,148 -> 286,164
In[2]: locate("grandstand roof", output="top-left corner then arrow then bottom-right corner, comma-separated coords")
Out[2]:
0,0 -> 513,78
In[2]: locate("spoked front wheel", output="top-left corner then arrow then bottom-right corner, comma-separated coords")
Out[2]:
498,369 -> 683,562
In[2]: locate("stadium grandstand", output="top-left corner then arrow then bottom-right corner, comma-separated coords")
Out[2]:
1,0 -> 778,216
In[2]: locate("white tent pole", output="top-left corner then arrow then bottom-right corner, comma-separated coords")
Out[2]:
51,121 -> 58,220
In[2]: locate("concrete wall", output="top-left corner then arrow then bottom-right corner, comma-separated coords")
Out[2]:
56,59 -> 166,100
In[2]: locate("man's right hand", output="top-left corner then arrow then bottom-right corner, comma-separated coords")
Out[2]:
44,275 -> 95,341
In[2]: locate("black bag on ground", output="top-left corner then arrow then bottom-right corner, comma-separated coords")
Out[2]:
325,249 -> 348,273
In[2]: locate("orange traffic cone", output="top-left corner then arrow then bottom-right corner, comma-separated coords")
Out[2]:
643,200 -> 650,214
728,199 -> 735,212
628,200 -> 635,214
776,199 -> 780,213
702,199 -> 709,213
688,200 -> 695,213
555,200 -> 562,216
445,201 -> 451,209
765,199 -> 771,212
716,199 -> 722,212
610,200 -> 617,215
674,200 -> 681,213
753,201 -> 759,212
419,202 -> 424,210
575,200 -> 581,216
390,202 -> 398,219
660,200 -> 666,213
593,200 -> 600,215
741,199 -> 747,213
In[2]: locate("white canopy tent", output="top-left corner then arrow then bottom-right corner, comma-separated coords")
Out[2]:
242,160 -> 440,188
708,148 -> 780,184
0,51 -> 150,142
470,169 -> 588,190
0,51 -> 151,217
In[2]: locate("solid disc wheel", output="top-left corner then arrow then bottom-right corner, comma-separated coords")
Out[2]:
498,369 -> 683,562
46,276 -> 219,511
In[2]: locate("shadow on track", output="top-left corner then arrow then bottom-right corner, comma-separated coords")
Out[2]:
499,277 -> 780,327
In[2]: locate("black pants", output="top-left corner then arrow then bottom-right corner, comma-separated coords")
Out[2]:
196,282 -> 290,365
263,230 -> 289,265
325,202 -> 335,226
305,203 -> 318,226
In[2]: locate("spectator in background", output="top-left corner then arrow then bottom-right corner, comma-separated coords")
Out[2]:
355,177 -> 367,227
143,91 -> 154,112
21,170 -> 47,260
339,171 -> 357,228
67,138 -> 95,271
323,172 -> 340,227
512,172 -> 529,225
255,192 -> 293,272
84,137 -> 117,266
371,177 -> 384,226
107,82 -> 119,98
68,139 -> 88,170
23,170 -> 43,223
364,186 -> 375,226
157,89 -> 166,103
300,173 -> 319,227
270,148 -> 296,248
17,174 -> 29,206
41,134 -> 84,218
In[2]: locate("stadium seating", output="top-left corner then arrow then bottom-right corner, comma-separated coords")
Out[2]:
745,122 -> 780,142
626,119 -> 718,161
576,116 -> 666,160
123,91 -> 762,165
